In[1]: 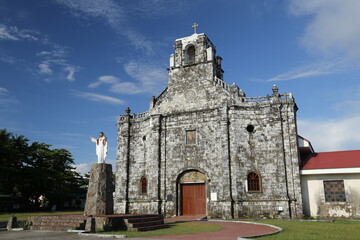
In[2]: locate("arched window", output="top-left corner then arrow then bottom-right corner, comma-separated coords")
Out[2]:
247,172 -> 261,192
140,177 -> 147,195
185,45 -> 195,64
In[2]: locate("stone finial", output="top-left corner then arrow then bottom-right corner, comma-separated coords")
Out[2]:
239,89 -> 246,97
272,84 -> 279,94
150,96 -> 156,109
230,83 -> 239,97
125,107 -> 131,115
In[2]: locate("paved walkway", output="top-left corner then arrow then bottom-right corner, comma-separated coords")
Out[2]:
137,217 -> 282,240
0,218 -> 281,240
0,231 -> 164,240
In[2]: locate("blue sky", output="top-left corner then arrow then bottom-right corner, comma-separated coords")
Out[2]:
1,0 -> 360,174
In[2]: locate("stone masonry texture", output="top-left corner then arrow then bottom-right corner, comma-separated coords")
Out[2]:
84,163 -> 114,215
114,33 -> 303,219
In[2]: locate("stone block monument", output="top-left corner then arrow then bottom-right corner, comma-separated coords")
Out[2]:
84,163 -> 113,215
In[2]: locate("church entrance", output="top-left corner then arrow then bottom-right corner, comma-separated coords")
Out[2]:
181,183 -> 206,215
178,171 -> 207,216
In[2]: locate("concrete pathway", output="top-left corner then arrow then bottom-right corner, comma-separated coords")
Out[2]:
137,219 -> 282,240
0,219 -> 281,240
0,230 -> 166,240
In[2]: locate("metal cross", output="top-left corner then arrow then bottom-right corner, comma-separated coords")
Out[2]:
192,23 -> 199,33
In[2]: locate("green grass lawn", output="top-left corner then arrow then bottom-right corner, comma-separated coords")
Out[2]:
102,221 -> 223,238
247,220 -> 360,240
0,211 -> 83,222
2,212 -> 360,240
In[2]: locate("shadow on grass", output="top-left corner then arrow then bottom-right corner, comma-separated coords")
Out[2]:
101,221 -> 223,238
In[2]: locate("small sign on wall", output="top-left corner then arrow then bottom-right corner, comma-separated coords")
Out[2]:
211,192 -> 217,201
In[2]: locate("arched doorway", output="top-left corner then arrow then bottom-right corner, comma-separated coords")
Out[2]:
178,170 -> 207,216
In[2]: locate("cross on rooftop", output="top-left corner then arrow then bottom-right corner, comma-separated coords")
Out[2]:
192,23 -> 199,33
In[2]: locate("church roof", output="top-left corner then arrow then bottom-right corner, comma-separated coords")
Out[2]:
301,150 -> 360,170
298,135 -> 315,153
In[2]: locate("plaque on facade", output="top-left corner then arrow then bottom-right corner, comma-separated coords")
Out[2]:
186,130 -> 196,145
211,192 -> 217,201
185,89 -> 196,101
180,171 -> 206,183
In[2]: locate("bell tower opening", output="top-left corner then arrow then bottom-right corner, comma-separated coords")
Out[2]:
185,45 -> 195,64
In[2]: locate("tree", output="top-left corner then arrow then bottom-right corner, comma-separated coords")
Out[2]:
0,129 -> 87,210
0,129 -> 28,195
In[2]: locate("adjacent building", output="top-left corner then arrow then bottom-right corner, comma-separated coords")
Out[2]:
300,143 -> 360,218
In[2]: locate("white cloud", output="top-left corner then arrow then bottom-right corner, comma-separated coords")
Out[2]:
73,159 -> 115,175
0,24 -> 18,40
289,0 -> 360,59
99,75 -> 119,84
121,29 -> 154,55
263,58 -> 346,82
0,87 -> 19,111
89,75 -> 120,88
88,82 -> 101,89
54,0 -> 167,54
70,89 -> 125,105
65,66 -> 79,82
298,115 -> 360,152
72,163 -> 91,175
38,62 -> 53,75
124,0 -> 187,18
0,24 -> 39,41
36,46 -> 80,82
0,55 -> 16,64
123,60 -> 167,92
332,100 -> 360,113
0,22 -> 79,82
36,48 -> 68,58
0,87 -> 9,96
88,67 -> 166,95
262,1 -> 360,84
264,1 -> 360,83
111,81 -> 143,94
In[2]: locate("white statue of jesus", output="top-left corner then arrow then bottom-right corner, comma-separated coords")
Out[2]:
89,132 -> 108,163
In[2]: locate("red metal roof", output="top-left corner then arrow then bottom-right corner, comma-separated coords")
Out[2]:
301,150 -> 360,170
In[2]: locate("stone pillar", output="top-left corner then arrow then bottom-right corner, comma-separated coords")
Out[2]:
84,163 -> 114,215
85,217 -> 95,233
6,216 -> 17,230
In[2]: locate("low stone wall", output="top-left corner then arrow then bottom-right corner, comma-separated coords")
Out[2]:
0,221 -> 7,228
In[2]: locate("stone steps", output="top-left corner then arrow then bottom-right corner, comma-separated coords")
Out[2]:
125,216 -> 163,224
127,220 -> 163,228
123,214 -> 166,232
28,214 -> 166,232
30,225 -> 84,231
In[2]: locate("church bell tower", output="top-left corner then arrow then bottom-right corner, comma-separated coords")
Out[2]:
168,24 -> 224,87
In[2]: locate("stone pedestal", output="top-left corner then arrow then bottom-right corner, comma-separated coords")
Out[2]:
6,216 -> 17,230
84,163 -> 114,215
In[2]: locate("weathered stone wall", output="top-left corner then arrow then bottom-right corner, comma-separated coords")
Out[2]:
114,32 -> 303,219
84,164 -> 113,215
228,100 -> 303,218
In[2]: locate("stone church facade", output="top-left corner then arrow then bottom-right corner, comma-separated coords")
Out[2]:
115,32 -> 303,219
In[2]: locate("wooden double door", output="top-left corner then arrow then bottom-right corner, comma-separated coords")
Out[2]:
181,183 -> 206,216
